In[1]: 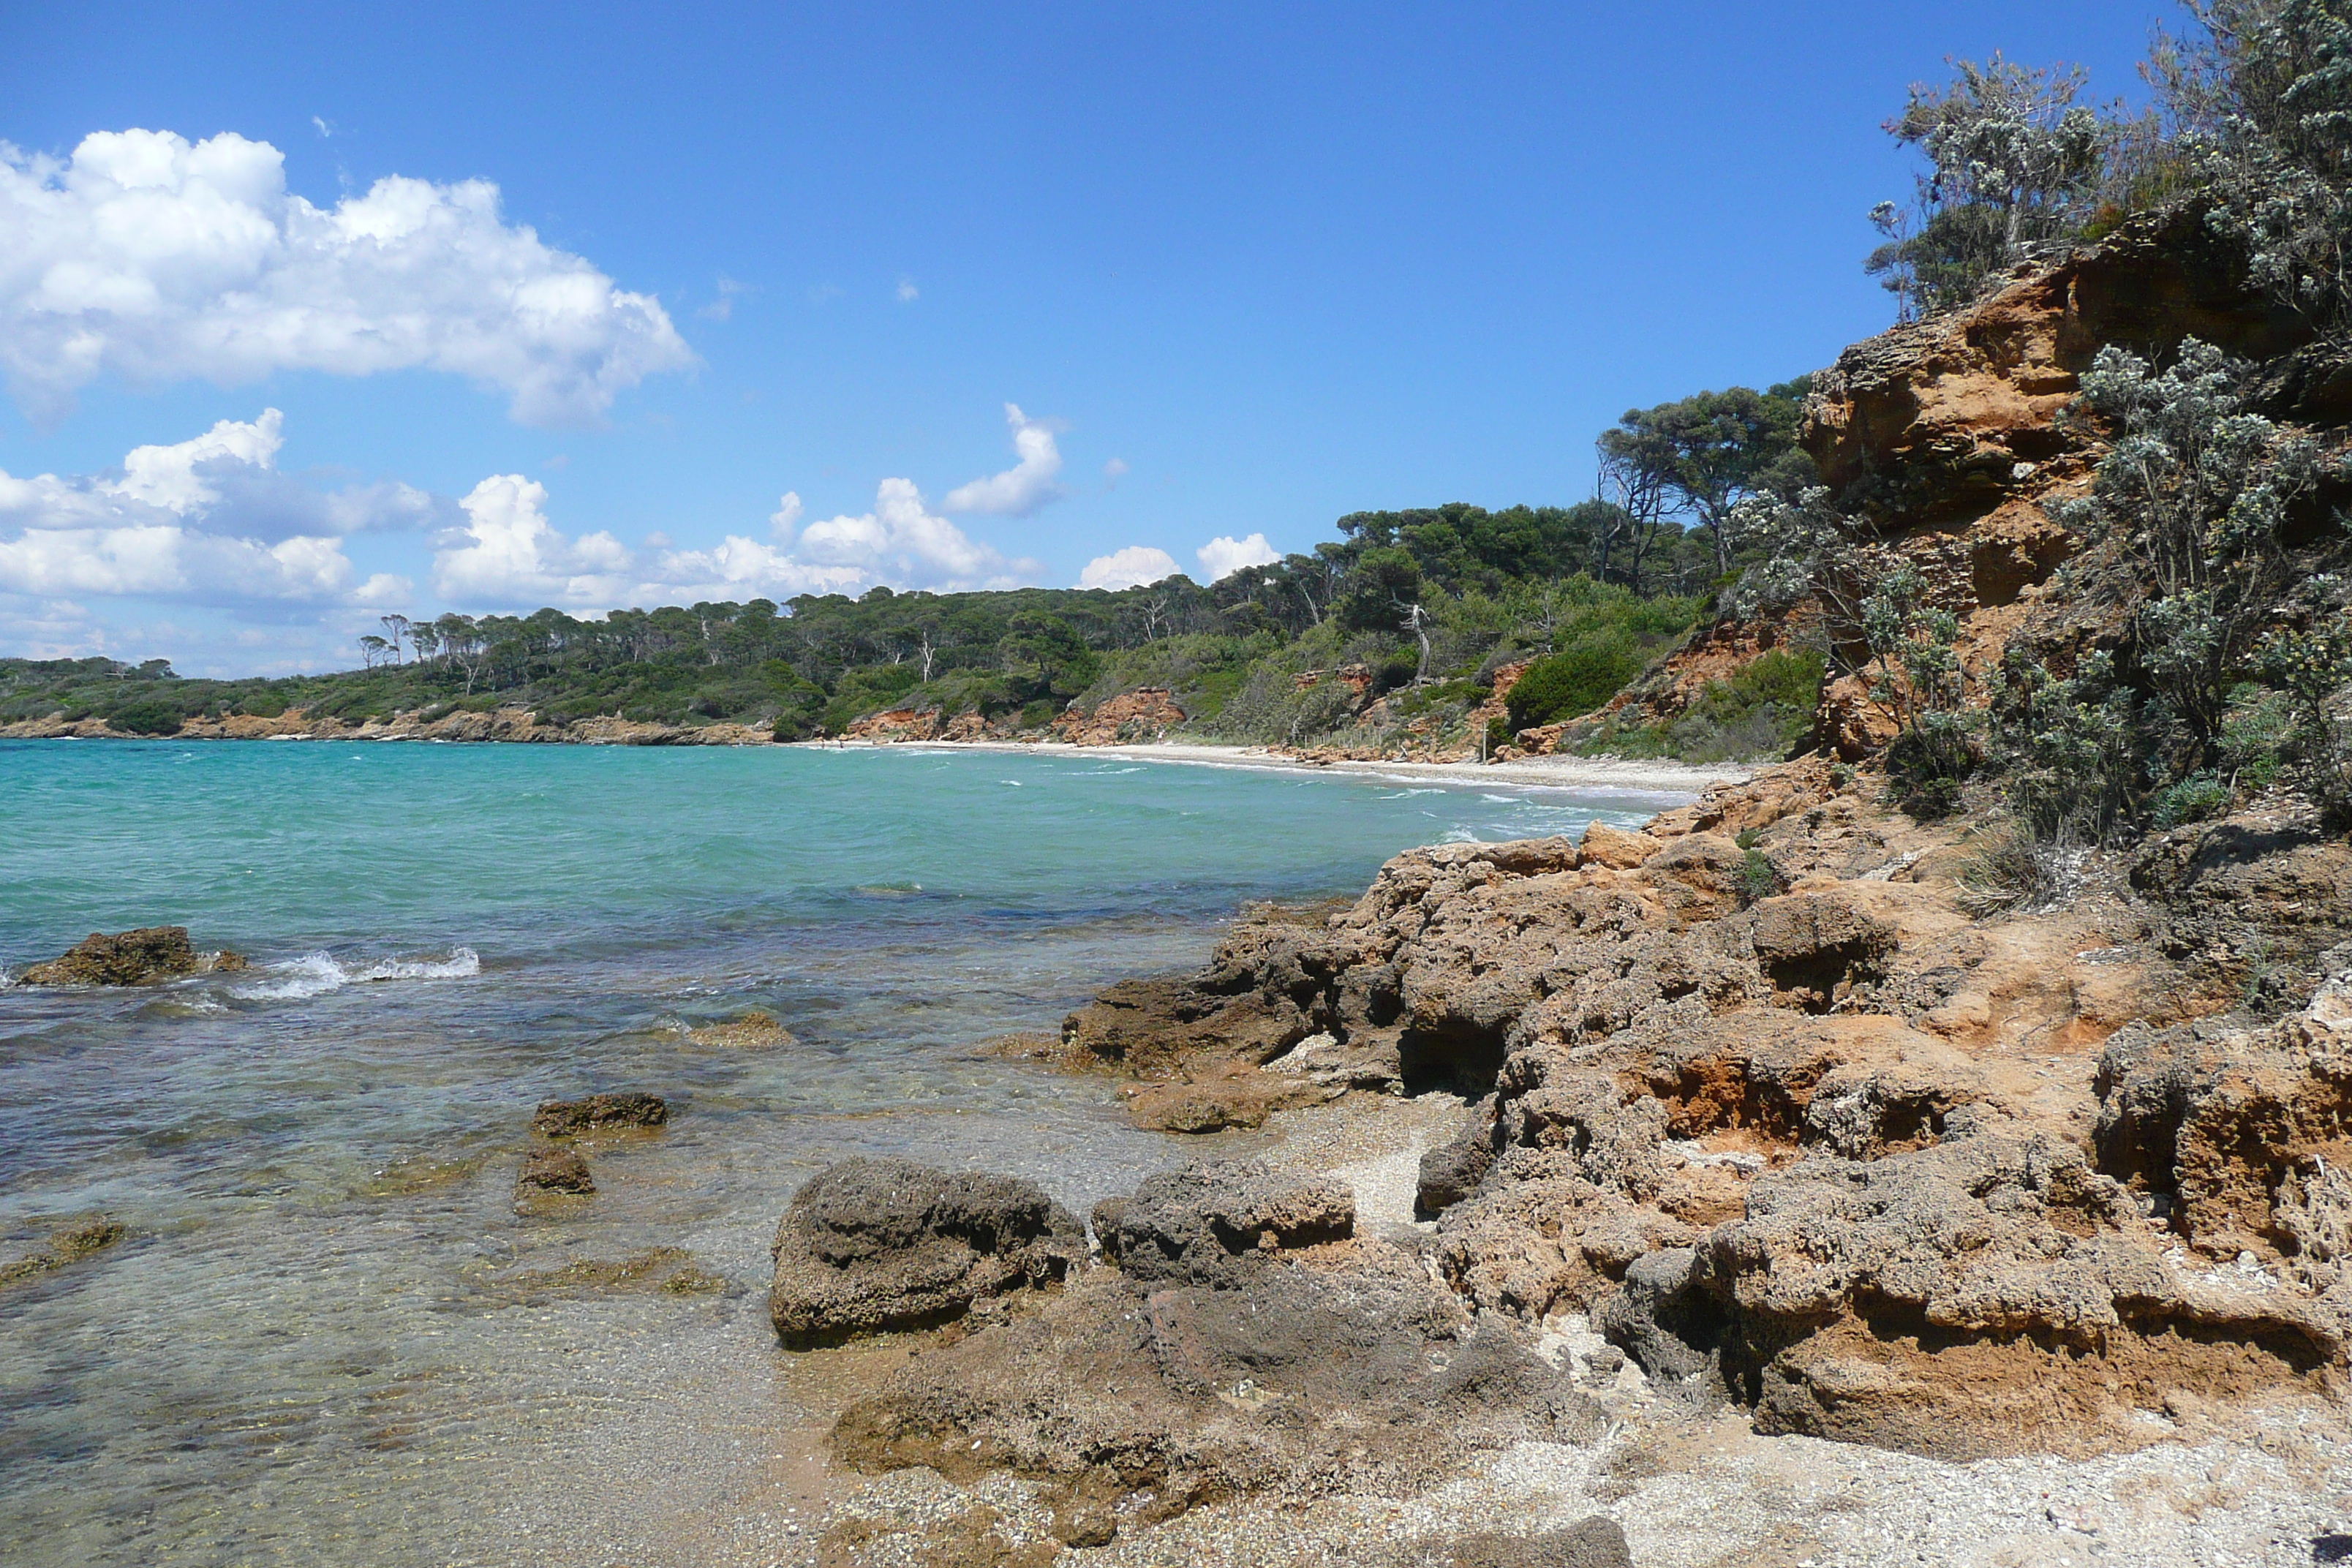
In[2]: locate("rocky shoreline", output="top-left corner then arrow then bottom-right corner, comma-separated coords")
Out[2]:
747,749 -> 2352,1565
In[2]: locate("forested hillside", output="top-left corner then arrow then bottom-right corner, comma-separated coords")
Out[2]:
1,379 -> 1822,756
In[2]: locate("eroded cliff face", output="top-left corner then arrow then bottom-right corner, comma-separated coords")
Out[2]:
1606,209 -> 2311,750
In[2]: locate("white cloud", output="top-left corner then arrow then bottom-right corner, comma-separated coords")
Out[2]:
0,129 -> 696,426
942,402 -> 1064,517
647,535 -> 867,602
1079,545 -> 1180,591
427,473 -> 1030,611
791,478 -> 1039,589
430,475 -> 636,608
1197,532 -> 1280,582
1103,457 -> 1129,481
0,407 -> 431,606
897,276 -> 919,302
769,491 -> 803,537
698,276 -> 745,322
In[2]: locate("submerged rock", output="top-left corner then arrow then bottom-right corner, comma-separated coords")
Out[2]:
517,1146 -> 595,1195
17,927 -> 246,986
1,1217 -> 127,1290
768,1158 -> 1082,1349
532,1092 -> 668,1137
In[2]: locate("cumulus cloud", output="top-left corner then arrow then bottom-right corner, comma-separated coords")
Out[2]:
897,277 -> 919,302
1079,545 -> 1180,591
428,474 -> 1033,611
769,491 -> 803,537
0,407 -> 424,606
942,403 -> 1064,517
789,478 -> 1039,589
0,129 -> 696,426
1196,532 -> 1280,582
430,475 -> 637,608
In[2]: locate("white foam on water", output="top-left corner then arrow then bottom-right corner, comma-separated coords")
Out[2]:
233,947 -> 481,1000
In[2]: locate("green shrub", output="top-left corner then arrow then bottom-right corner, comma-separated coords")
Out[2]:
2152,772 -> 2234,829
1507,637 -> 1650,731
1575,646 -> 1825,764
107,698 -> 184,736
1738,848 -> 1780,904
1885,712 -> 1977,818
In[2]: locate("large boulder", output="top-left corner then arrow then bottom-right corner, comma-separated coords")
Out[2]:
18,927 -> 245,986
2131,812 -> 2352,1010
832,1256 -> 1598,1515
769,1158 -> 1082,1348
1090,1159 -> 1354,1286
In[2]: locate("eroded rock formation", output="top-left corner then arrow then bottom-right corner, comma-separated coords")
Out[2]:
16,927 -> 246,985
768,1158 -> 1083,1349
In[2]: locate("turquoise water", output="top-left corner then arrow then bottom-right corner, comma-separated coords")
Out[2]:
0,739 -> 1683,1567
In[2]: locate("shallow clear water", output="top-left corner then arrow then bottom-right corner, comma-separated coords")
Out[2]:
0,739 -> 1686,1567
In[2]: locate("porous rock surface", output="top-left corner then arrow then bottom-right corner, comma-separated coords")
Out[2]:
17,926 -> 246,985
517,1146 -> 595,1195
768,1158 -> 1082,1349
1033,756 -> 2352,1463
532,1092 -> 668,1137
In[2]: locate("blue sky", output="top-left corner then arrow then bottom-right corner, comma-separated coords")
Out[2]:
1,0 -> 2176,674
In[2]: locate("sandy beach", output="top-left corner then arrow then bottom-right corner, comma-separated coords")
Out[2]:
807,737 -> 1752,796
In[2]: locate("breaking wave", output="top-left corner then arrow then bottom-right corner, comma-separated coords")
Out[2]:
233,947 -> 481,1000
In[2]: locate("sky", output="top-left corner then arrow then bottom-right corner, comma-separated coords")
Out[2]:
0,0 -> 2182,676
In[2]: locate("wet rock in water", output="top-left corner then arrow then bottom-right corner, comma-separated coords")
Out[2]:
532,1091 -> 668,1137
1090,1158 -> 1354,1286
18,927 -> 246,985
769,1158 -> 1082,1349
0,1217 -> 127,1290
688,1009 -> 796,1048
517,1146 -> 595,1194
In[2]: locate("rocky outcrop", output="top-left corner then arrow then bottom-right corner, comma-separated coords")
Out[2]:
845,705 -> 946,743
532,1092 -> 668,1137
832,1161 -> 1595,1515
1052,687 -> 1185,745
768,1158 -> 1082,1348
1034,753 -> 2352,1458
16,927 -> 246,985
2097,974 -> 2352,1269
2130,808 -> 2352,1007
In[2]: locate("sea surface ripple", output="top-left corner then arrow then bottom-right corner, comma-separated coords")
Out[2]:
0,738 -> 1684,1567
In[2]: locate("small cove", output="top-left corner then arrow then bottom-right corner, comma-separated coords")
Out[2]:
0,739 -> 1692,1567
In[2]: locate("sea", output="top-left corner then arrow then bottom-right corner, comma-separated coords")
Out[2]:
0,738 -> 1688,1567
